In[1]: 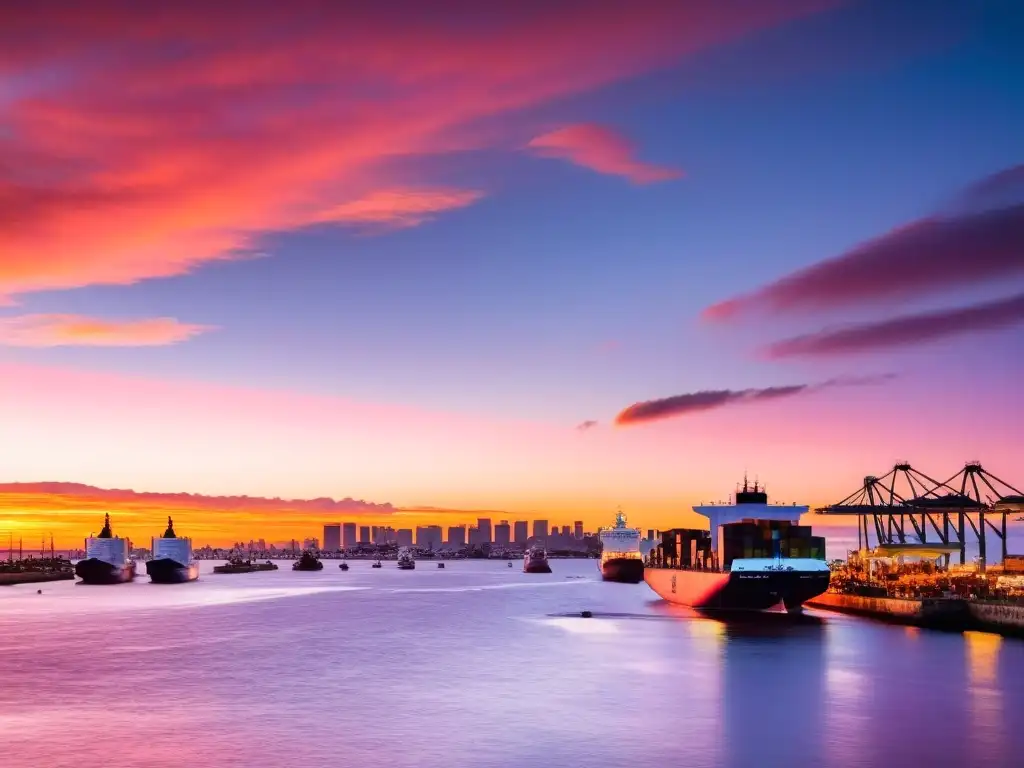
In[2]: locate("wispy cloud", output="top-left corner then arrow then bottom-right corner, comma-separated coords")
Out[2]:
528,124 -> 682,184
763,292 -> 1024,358
575,420 -> 599,431
314,188 -> 484,230
0,314 -> 212,347
0,1 -> 829,301
703,165 -> 1024,322
615,375 -> 893,426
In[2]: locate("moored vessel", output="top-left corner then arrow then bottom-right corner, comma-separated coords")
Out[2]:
645,477 -> 829,612
75,514 -> 136,584
213,557 -> 278,574
523,544 -> 552,574
397,548 -> 415,570
598,510 -> 644,583
146,517 -> 199,583
292,551 -> 323,571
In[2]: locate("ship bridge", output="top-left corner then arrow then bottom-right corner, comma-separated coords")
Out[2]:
694,479 -> 808,552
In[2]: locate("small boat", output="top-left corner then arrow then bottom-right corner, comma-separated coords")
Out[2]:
213,557 -> 278,574
146,516 -> 199,583
523,544 -> 552,574
437,562 -> 445,569
75,514 -> 137,584
397,548 -> 415,570
292,551 -> 323,571
371,560 -> 383,568
339,561 -> 349,571
507,561 -> 513,568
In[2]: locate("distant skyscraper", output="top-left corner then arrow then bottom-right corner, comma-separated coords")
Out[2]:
359,526 -> 370,544
371,525 -> 379,542
396,529 -> 413,547
417,525 -> 442,550
468,526 -> 484,547
342,522 -> 357,548
514,521 -> 528,544
533,520 -> 548,539
323,524 -> 341,552
574,521 -> 584,539
377,526 -> 396,544
303,537 -> 319,550
561,525 -> 570,538
478,518 -> 492,544
447,526 -> 466,547
494,521 -> 511,546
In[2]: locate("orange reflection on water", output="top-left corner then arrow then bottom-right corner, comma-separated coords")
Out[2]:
965,630 -> 1002,685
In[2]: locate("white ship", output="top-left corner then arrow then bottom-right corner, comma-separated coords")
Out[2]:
523,543 -> 551,573
75,514 -> 136,584
598,511 -> 644,583
397,547 -> 416,570
147,517 -> 199,583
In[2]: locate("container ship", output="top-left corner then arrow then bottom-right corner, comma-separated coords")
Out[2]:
146,517 -> 199,583
523,543 -> 551,573
598,511 -> 644,583
75,514 -> 137,584
645,478 -> 829,612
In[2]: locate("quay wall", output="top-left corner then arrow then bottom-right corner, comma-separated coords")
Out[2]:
0,571 -> 75,586
969,602 -> 1024,637
806,592 -> 969,628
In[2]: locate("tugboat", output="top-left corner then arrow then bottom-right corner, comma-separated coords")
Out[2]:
523,544 -> 552,574
372,559 -> 383,568
339,560 -> 350,571
644,476 -> 829,612
292,550 -> 323,571
507,561 -> 513,568
397,548 -> 416,570
213,556 -> 278,574
437,562 -> 445,569
75,514 -> 136,584
598,510 -> 644,584
146,517 -> 199,583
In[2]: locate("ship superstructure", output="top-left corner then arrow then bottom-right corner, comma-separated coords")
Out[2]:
598,511 -> 644,583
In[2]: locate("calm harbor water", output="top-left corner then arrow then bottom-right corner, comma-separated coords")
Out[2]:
2,559 -> 1022,768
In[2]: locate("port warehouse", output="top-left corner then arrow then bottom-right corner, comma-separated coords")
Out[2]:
650,520 -> 825,571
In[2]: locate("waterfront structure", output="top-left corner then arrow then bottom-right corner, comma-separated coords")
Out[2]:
447,526 -> 466,547
323,524 -> 341,552
494,521 -> 511,546
396,529 -> 413,547
342,523 -> 357,548
359,526 -> 370,544
533,520 -> 548,539
574,521 -> 584,539
818,462 -> 1023,569
417,525 -> 442,550
514,521 -> 529,544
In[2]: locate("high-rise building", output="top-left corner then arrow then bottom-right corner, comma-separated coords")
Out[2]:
342,522 -> 357,548
477,518 -> 492,544
468,526 -> 484,547
447,526 -> 466,547
513,521 -> 529,544
376,526 -> 396,544
371,526 -> 379,542
396,529 -> 413,547
359,526 -> 370,544
561,525 -> 571,538
574,521 -> 584,539
533,520 -> 548,539
303,537 -> 319,550
323,524 -> 341,552
494,521 -> 511,546
417,525 -> 442,550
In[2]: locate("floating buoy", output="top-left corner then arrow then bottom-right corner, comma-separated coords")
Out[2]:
581,610 -> 593,618
37,589 -> 43,594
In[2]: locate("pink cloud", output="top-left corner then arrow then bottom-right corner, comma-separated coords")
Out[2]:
0,314 -> 211,347
314,188 -> 484,230
0,1 -> 832,300
763,291 -> 1024,358
703,165 -> 1024,322
528,124 -> 682,184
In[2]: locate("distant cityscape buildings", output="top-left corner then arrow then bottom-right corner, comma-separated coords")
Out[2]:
533,520 -> 548,539
447,525 -> 466,547
342,522 -> 357,548
323,524 -> 341,552
574,521 -> 584,539
359,526 -> 370,544
416,525 -> 442,550
494,521 -> 511,546
396,529 -> 413,547
514,521 -> 528,544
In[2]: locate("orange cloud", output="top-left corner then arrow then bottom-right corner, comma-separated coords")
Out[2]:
315,188 -> 484,229
528,124 -> 683,184
0,314 -> 211,347
0,1 -> 833,300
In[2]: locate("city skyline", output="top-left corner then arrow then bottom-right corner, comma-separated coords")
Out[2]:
1,2 -> 1022,544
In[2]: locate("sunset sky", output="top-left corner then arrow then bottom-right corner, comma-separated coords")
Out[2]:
1,1 -> 1022,546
